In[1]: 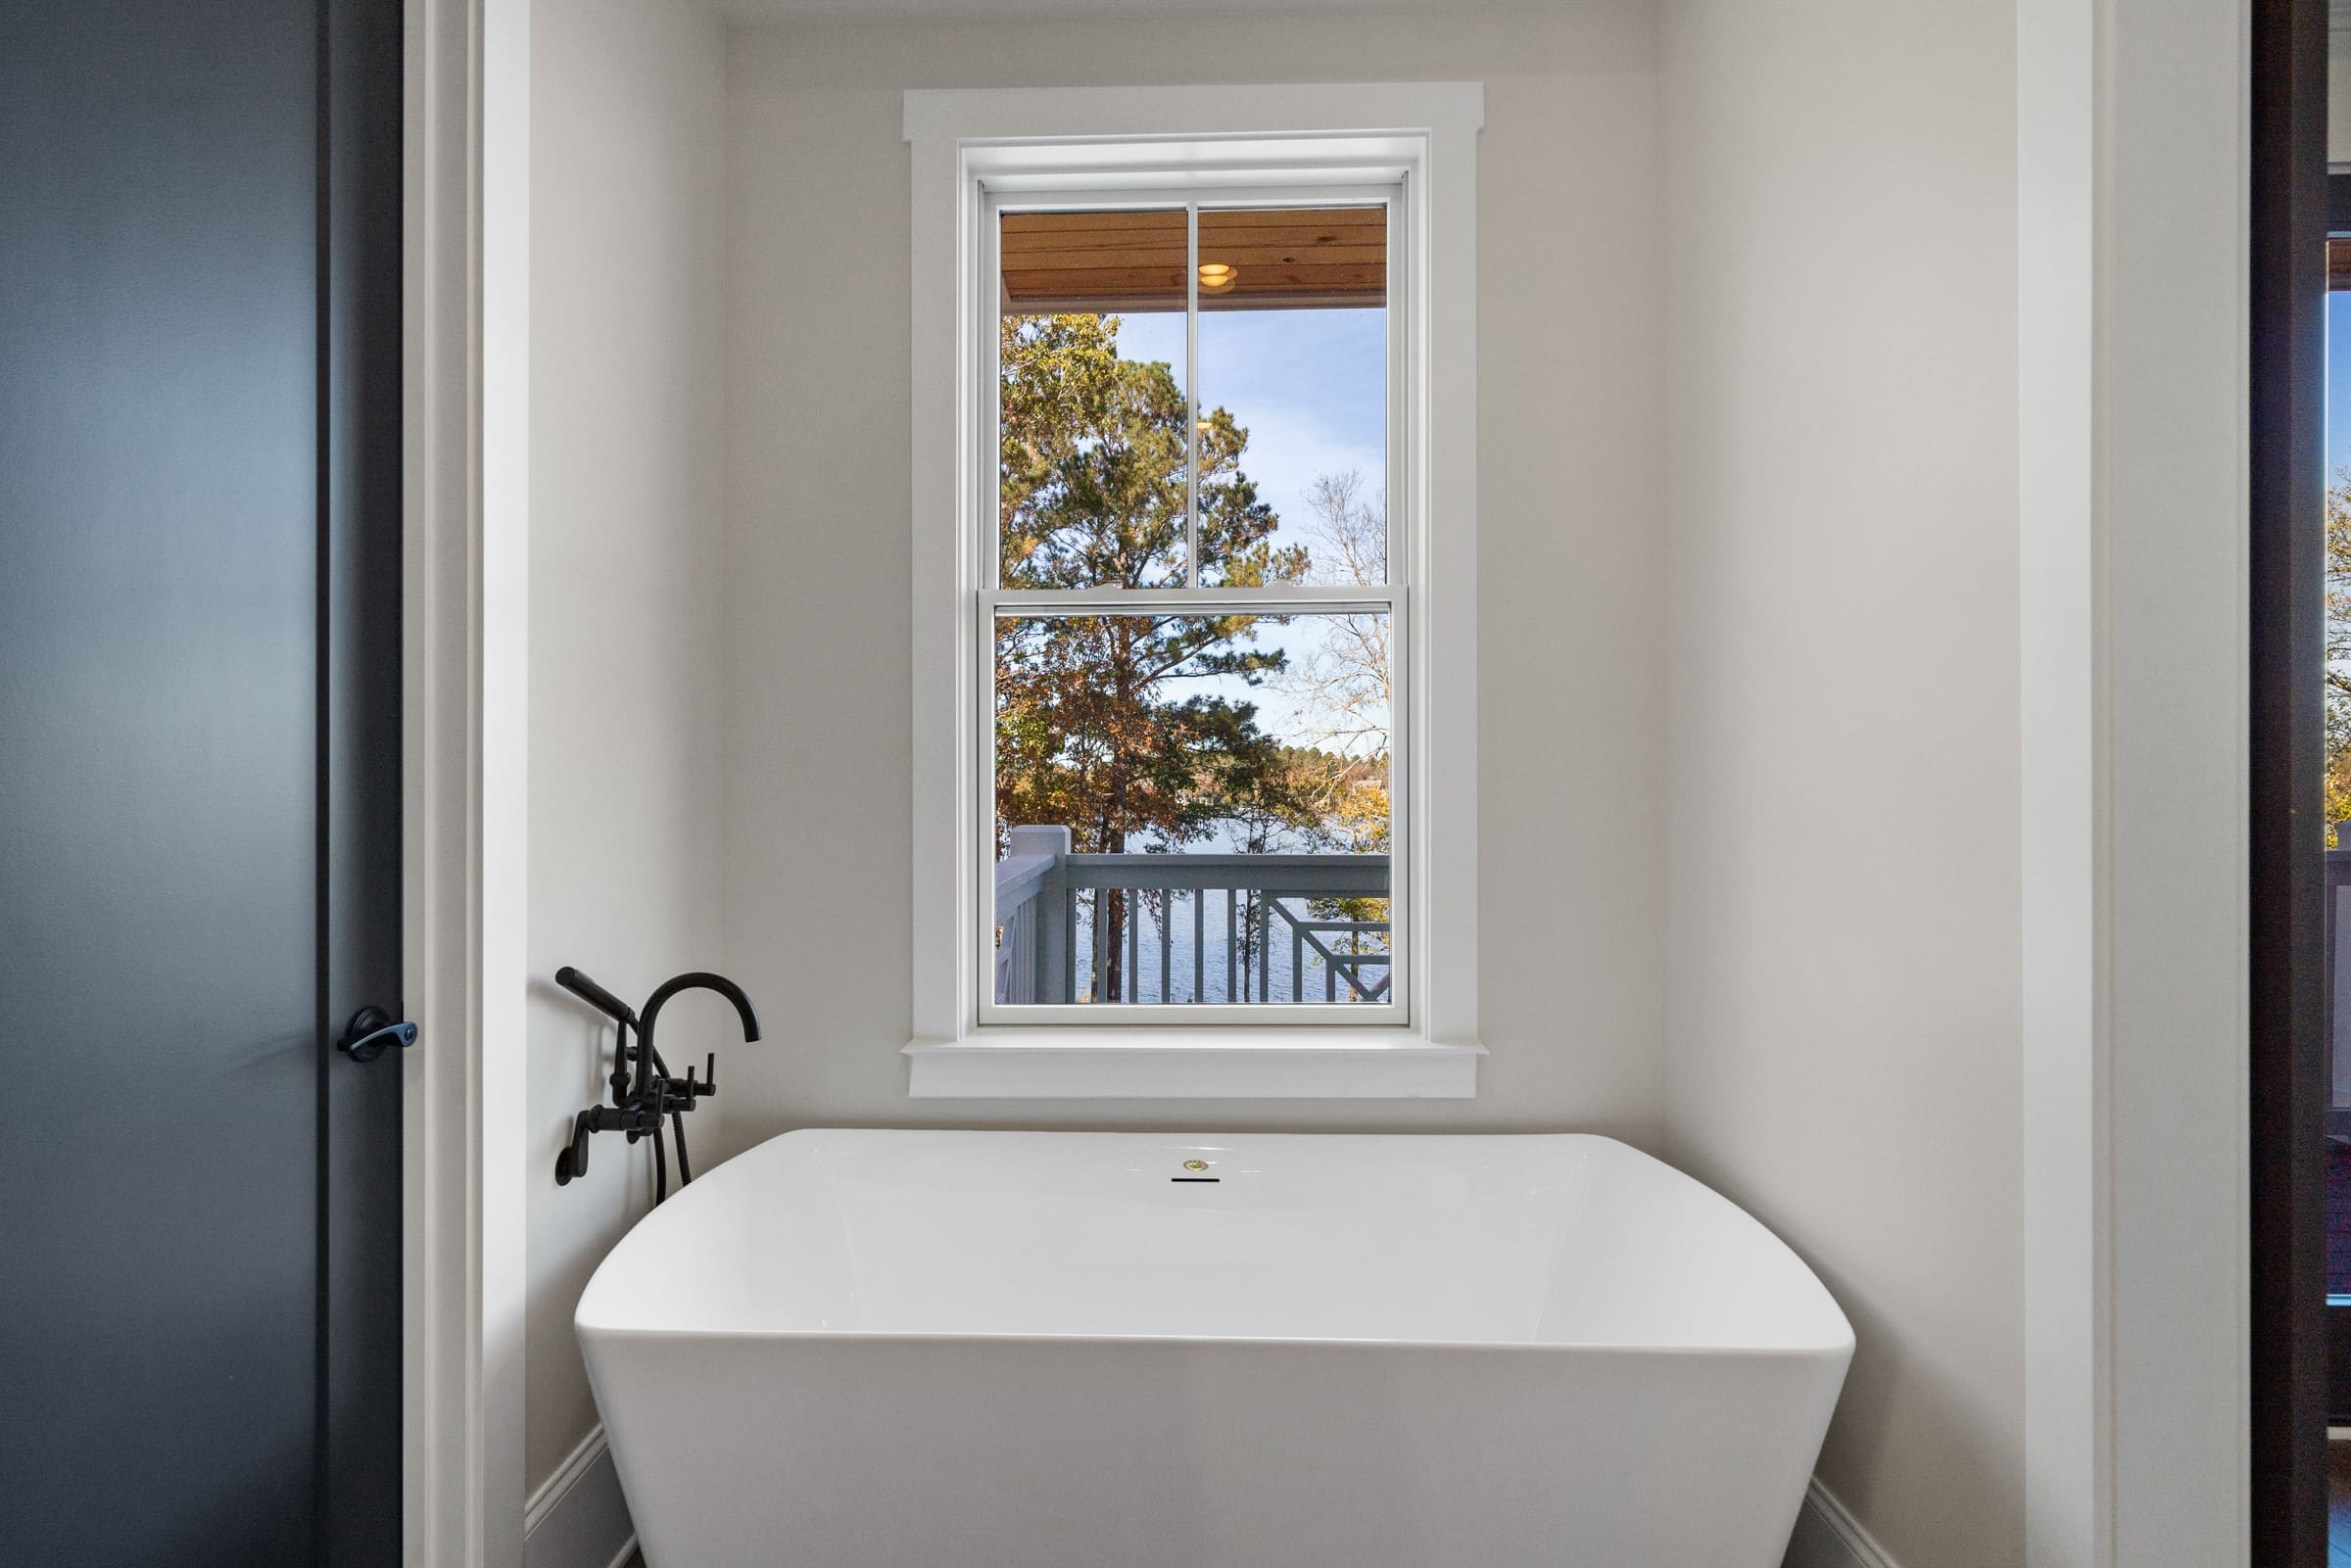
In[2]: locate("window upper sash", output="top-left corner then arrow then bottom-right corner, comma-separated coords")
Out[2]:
988,186 -> 1400,598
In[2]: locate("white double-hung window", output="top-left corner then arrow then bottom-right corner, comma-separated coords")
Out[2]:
904,84 -> 1483,1098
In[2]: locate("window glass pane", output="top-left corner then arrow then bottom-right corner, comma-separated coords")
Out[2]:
999,209 -> 1189,590
992,610 -> 1393,1006
1195,205 -> 1389,590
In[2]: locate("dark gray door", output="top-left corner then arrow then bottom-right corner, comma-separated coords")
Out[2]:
0,3 -> 406,1564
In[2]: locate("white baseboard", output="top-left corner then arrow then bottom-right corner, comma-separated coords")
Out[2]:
523,1425 -> 637,1568
1782,1478 -> 1899,1568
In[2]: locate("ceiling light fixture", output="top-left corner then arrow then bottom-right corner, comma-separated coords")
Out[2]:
1197,261 -> 1238,294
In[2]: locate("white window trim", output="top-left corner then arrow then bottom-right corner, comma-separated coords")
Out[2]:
904,83 -> 1483,1099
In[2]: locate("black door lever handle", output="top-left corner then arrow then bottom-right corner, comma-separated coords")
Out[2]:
337,1005 -> 417,1064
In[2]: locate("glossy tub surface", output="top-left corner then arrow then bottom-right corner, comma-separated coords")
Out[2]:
578,1128 -> 1853,1567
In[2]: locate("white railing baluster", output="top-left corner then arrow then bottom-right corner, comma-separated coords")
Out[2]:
1256,896 -> 1270,1003
1192,891 -> 1205,1004
1231,888 -> 1250,1001
1092,885 -> 1108,1003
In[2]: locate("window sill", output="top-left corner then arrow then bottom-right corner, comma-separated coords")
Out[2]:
902,1033 -> 1484,1100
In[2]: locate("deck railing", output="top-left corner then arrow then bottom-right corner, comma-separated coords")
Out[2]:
994,826 -> 1390,1006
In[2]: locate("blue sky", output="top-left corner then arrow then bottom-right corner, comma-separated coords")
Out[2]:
1109,306 -> 1389,755
1114,307 -> 1386,546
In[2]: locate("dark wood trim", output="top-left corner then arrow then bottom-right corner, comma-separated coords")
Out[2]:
2331,1303 -> 2351,1428
2328,171 -> 2351,237
316,1 -> 406,1564
2325,174 -> 2351,291
2331,853 -> 2351,1427
2250,0 -> 2331,1558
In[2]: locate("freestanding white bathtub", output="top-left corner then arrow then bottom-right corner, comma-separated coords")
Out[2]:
578,1129 -> 1852,1568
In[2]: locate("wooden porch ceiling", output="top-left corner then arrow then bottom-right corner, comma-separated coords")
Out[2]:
1001,207 -> 1387,314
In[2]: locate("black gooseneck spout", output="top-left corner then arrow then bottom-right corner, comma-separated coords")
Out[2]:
634,971 -> 761,1095
634,972 -> 761,1190
552,967 -> 761,1202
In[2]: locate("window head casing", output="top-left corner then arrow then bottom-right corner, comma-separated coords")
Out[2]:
905,84 -> 1483,1098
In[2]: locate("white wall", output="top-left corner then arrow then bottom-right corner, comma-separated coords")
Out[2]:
525,0 -> 727,1499
716,3 -> 1669,1145
1660,4 -> 2024,1568
2094,1 -> 2250,1557
486,1 -> 2259,1561
493,1 -> 2250,1562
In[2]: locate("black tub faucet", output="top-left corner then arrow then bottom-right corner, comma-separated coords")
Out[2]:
552,966 -> 761,1203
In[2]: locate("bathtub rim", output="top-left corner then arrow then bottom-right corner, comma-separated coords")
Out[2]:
577,1321 -> 1856,1358
574,1127 -> 1858,1358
